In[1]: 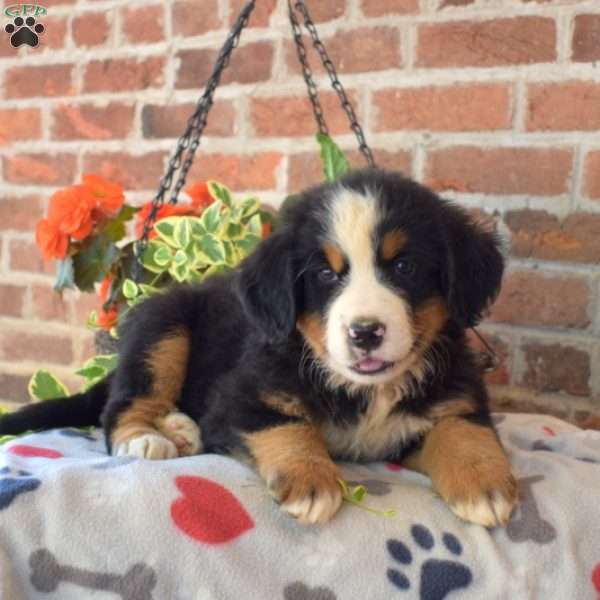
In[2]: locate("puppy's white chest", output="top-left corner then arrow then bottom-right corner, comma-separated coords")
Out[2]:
320,387 -> 432,462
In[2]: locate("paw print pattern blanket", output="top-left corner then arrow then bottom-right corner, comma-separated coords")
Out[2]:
0,413 -> 599,600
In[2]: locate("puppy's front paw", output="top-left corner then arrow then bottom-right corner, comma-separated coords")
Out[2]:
155,411 -> 202,457
443,464 -> 518,528
114,433 -> 178,460
266,459 -> 343,525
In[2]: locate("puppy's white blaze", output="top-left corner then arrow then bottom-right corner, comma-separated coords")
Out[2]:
321,387 -> 433,461
326,188 -> 414,384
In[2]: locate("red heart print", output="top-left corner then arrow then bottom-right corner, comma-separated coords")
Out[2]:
386,462 -> 403,472
542,426 -> 556,437
7,445 -> 63,459
592,563 -> 600,597
171,476 -> 254,545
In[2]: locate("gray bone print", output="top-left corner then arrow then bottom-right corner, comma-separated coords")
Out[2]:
29,548 -> 156,600
506,475 -> 556,545
284,581 -> 337,600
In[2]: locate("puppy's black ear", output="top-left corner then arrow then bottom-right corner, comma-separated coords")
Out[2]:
440,206 -> 504,328
237,229 -> 297,341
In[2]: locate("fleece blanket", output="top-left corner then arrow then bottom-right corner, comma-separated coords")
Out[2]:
0,413 -> 599,600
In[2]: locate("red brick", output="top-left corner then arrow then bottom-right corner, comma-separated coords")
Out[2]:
141,100 -> 235,138
31,285 -> 71,322
82,151 -> 167,191
73,12 -> 110,47
121,5 -> 164,44
0,284 -> 26,318
286,27 -> 401,76
417,17 -> 556,67
9,240 -> 55,275
426,147 -> 572,196
72,293 -> 101,325
251,92 -> 361,138
4,154 -> 76,186
0,373 -> 33,404
361,0 -> 418,16
490,271 -> 590,329
52,103 -> 134,140
38,16 -> 67,49
374,84 -> 511,132
173,0 -> 220,36
176,42 -> 273,89
0,109 -> 41,144
584,151 -> 600,199
83,57 -> 164,93
288,149 -> 412,192
4,64 -> 74,99
572,14 -> 600,62
294,0 -> 346,22
527,82 -> 600,131
504,210 -> 600,264
187,152 -> 283,191
230,0 -> 277,27
0,196 -> 44,231
521,341 -> 590,397
0,329 -> 73,365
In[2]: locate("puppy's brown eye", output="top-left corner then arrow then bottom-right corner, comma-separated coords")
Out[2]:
394,259 -> 413,276
318,267 -> 338,283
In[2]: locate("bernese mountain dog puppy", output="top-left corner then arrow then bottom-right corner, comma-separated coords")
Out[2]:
0,169 -> 517,527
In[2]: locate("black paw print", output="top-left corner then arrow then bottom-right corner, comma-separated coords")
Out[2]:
387,524 -> 473,600
5,16 -> 44,48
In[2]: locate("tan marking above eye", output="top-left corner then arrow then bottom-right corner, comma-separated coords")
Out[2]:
381,229 -> 408,261
322,243 -> 345,274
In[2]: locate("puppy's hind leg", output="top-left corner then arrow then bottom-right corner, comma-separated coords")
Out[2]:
108,329 -> 191,460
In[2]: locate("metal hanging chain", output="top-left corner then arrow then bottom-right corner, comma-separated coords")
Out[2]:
290,0 -> 375,168
136,0 -> 256,263
288,0 -> 328,136
471,327 -> 499,373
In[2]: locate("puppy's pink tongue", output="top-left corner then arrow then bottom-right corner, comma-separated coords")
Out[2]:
356,358 -> 385,372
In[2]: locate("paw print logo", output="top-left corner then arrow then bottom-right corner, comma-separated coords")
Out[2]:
5,16 -> 45,48
386,524 -> 473,600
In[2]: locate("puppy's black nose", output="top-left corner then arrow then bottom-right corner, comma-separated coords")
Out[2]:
348,320 -> 385,350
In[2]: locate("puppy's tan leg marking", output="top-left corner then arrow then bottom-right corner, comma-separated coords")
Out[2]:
112,329 -> 190,460
244,423 -> 342,525
155,412 -> 202,457
405,417 -> 517,527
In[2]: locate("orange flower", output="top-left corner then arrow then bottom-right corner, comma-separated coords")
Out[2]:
83,174 -> 125,217
97,305 -> 118,330
135,202 -> 196,239
186,182 -> 214,211
36,218 -> 69,261
99,274 -> 113,303
48,185 -> 96,241
261,220 -> 272,239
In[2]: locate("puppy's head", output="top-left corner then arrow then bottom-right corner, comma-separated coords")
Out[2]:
238,169 -> 503,387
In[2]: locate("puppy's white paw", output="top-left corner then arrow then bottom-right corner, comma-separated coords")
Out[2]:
450,491 -> 516,528
155,411 -> 202,457
114,433 -> 178,460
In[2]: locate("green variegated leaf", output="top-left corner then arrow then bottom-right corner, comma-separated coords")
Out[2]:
154,246 -> 172,267
317,132 -> 350,182
201,201 -> 222,233
222,240 -> 237,266
170,262 -> 189,283
235,234 -> 261,258
122,279 -> 138,299
238,197 -> 260,221
246,213 -> 262,236
87,310 -> 99,328
189,218 -> 207,238
140,241 -> 164,274
208,181 -> 233,207
174,218 -> 192,249
28,370 -> 70,402
204,263 -> 232,278
154,219 -> 177,245
174,249 -> 188,266
138,284 -> 160,297
227,222 -> 244,239
197,234 -> 225,264
75,365 -> 105,380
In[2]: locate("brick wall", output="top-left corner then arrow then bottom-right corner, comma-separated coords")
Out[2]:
0,0 -> 598,421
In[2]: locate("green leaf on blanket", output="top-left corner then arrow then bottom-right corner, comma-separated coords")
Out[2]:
338,479 -> 397,518
28,370 -> 70,402
0,434 -> 18,446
